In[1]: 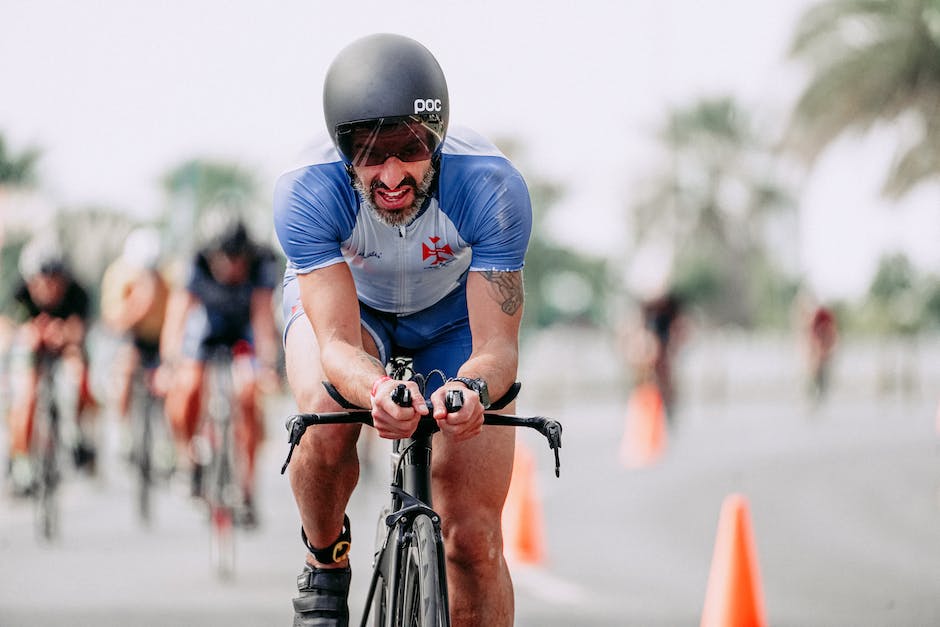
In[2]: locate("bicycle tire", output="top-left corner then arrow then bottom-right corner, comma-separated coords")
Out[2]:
33,369 -> 60,542
132,374 -> 154,525
396,514 -> 449,627
370,506 -> 392,627
206,355 -> 237,580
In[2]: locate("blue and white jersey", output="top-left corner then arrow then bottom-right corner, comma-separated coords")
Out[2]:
273,126 -> 532,316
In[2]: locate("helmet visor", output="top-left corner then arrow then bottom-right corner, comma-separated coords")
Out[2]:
335,115 -> 444,167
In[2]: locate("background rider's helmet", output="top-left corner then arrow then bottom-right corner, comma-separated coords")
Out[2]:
196,209 -> 250,257
18,233 -> 67,280
121,226 -> 163,271
323,33 -> 449,167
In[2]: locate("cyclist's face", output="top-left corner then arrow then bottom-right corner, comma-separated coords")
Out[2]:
351,157 -> 435,227
26,273 -> 66,307
207,252 -> 249,285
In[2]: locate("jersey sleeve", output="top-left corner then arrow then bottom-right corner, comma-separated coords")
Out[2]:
440,155 -> 533,272
273,163 -> 358,275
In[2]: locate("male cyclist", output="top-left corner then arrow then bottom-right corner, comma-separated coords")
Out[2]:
100,227 -> 169,423
159,212 -> 280,526
5,235 -> 97,494
274,34 -> 532,627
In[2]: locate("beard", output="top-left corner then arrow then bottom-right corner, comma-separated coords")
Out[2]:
353,164 -> 436,228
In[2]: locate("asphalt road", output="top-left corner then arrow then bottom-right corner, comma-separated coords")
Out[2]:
2,385 -> 939,626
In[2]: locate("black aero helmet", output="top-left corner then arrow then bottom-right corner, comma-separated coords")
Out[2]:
324,34 -> 449,167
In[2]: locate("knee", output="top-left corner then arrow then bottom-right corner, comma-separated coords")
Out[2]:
290,376 -> 335,414
296,423 -> 360,469
170,363 -> 199,391
443,514 -> 504,575
235,376 -> 257,408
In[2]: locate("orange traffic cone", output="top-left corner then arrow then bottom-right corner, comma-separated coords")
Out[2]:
502,441 -> 545,565
700,493 -> 767,627
619,382 -> 667,468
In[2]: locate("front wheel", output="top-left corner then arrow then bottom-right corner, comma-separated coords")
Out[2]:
397,514 -> 449,627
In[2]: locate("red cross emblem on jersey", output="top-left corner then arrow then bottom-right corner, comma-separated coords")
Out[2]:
422,236 -> 454,266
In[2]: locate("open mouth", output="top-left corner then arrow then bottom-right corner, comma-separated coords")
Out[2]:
374,186 -> 415,210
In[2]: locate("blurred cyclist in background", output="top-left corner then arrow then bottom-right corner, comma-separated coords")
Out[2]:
100,227 -> 169,423
807,304 -> 838,401
5,234 -> 97,495
159,210 -> 280,526
621,289 -> 687,420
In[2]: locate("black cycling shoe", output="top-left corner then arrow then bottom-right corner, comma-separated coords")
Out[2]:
72,440 -> 97,475
292,563 -> 351,627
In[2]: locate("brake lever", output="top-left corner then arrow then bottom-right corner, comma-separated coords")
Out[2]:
545,420 -> 562,477
281,415 -> 308,475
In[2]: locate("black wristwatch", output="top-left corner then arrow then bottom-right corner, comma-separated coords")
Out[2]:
447,377 -> 491,409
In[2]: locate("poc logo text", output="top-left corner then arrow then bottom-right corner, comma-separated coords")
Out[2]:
414,98 -> 442,113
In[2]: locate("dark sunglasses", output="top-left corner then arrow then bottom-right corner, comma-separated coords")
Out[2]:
335,116 -> 444,167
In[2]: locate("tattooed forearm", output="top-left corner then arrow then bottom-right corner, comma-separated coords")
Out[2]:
358,351 -> 385,372
481,271 -> 524,315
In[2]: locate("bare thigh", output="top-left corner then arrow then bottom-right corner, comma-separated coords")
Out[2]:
431,423 -> 515,538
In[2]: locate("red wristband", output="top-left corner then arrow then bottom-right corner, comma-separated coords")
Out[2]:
371,375 -> 392,398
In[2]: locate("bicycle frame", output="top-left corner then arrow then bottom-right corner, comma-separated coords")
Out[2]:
281,393 -> 562,627
368,422 -> 451,627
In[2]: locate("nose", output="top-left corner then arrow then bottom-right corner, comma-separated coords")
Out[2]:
376,157 -> 407,189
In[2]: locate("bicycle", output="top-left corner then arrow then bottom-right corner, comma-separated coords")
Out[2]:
31,350 -> 64,542
200,344 -> 241,580
281,360 -> 563,627
127,351 -> 170,526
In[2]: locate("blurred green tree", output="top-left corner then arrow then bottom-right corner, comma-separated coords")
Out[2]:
628,97 -> 799,328
161,159 -> 261,254
787,0 -> 940,197
0,132 -> 43,310
0,134 -> 41,186
855,252 -> 935,334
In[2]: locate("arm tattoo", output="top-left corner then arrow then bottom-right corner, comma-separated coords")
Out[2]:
358,351 -> 385,372
481,271 -> 524,315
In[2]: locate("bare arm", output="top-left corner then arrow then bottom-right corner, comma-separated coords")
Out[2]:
249,287 -> 279,368
460,270 -> 524,398
297,264 -> 387,408
298,264 -> 428,438
430,270 -> 524,440
159,289 -> 196,364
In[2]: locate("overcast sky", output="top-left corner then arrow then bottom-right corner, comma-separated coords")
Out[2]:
2,0 -> 938,300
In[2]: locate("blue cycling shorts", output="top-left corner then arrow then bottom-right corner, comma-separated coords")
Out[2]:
282,270 -> 471,394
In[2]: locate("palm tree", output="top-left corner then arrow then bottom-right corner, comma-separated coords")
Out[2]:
787,0 -> 940,197
628,97 -> 797,327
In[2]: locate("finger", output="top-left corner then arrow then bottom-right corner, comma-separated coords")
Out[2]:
412,394 -> 429,415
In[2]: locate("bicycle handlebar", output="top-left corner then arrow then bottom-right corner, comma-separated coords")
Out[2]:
280,407 -> 563,478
